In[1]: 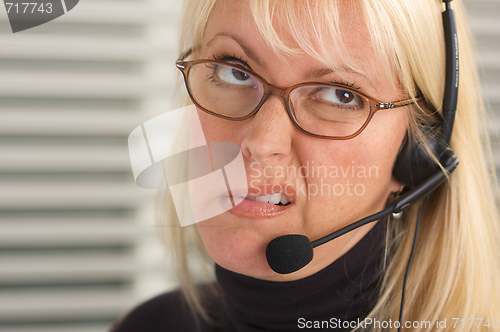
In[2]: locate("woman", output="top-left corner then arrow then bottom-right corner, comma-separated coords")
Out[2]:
113,0 -> 500,331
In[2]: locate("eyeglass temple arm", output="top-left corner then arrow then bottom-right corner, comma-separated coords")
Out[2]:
376,97 -> 424,110
177,48 -> 194,62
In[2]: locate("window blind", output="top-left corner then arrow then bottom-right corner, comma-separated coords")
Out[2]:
0,1 -> 181,331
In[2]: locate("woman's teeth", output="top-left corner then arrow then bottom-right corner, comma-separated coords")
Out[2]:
246,193 -> 290,206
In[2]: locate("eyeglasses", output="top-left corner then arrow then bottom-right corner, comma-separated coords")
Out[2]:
176,50 -> 421,140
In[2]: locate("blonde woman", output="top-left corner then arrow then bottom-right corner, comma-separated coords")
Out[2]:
113,0 -> 500,331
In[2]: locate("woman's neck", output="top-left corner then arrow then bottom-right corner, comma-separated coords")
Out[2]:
213,219 -> 387,332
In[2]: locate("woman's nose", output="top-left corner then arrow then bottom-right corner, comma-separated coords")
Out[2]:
240,95 -> 295,165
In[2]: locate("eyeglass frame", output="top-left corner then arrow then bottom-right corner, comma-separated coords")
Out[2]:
176,49 -> 422,140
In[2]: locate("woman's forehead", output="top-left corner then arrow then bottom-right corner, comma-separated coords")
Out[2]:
204,0 -> 377,75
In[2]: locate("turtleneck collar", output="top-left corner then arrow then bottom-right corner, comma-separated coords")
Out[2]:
214,219 -> 387,332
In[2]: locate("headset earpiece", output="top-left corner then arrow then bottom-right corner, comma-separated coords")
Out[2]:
393,124 -> 449,188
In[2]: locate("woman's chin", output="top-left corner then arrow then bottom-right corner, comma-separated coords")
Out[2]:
196,221 -> 274,278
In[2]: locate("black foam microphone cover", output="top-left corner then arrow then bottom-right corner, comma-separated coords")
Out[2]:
266,234 -> 314,274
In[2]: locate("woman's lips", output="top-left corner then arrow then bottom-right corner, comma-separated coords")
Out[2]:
217,184 -> 295,219
221,194 -> 293,219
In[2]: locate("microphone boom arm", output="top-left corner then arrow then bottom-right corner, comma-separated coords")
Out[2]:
311,154 -> 458,248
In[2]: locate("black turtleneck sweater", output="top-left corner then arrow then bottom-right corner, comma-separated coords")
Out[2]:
112,219 -> 386,332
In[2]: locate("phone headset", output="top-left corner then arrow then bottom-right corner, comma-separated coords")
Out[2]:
265,0 -> 459,328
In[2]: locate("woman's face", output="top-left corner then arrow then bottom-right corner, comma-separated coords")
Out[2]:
194,0 -> 407,281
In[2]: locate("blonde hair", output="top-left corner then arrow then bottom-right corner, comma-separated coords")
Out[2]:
158,0 -> 500,330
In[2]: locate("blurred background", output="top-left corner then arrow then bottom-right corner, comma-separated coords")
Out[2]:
0,0 -> 498,331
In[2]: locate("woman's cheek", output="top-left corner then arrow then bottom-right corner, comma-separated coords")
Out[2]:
196,108 -> 242,143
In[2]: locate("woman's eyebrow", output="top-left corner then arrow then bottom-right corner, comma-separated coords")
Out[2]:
205,32 -> 265,68
308,67 -> 377,91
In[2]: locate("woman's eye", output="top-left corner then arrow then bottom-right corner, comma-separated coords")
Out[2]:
216,66 -> 254,86
313,87 -> 360,107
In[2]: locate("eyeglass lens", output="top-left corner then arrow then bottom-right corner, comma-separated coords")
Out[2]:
187,62 -> 372,138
